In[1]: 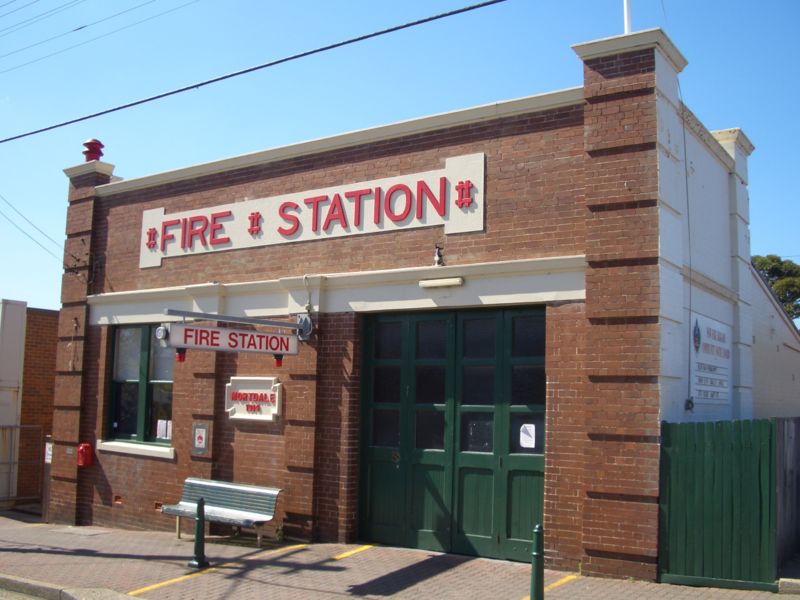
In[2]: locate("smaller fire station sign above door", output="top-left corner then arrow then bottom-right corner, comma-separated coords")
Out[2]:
140,153 -> 485,268
168,323 -> 298,355
225,376 -> 282,421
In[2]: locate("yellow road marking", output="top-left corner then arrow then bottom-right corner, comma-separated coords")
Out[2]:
521,574 -> 579,600
333,544 -> 374,560
544,574 -> 579,592
127,543 -> 307,596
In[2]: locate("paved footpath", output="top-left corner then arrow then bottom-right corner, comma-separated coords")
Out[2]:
0,511 -> 784,599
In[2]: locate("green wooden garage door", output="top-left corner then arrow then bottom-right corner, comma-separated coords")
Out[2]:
359,308 -> 545,562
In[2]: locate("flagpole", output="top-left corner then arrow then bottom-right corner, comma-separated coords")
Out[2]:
623,0 -> 632,34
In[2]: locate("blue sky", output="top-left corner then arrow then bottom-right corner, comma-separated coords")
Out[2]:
0,0 -> 798,310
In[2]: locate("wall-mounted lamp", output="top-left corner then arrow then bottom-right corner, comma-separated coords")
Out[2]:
273,354 -> 284,368
418,277 -> 464,289
175,348 -> 187,363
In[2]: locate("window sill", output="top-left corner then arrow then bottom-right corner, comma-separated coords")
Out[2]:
96,440 -> 175,460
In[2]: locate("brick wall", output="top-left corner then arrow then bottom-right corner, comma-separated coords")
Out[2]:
53,42 -> 669,580
580,48 -> 661,580
17,308 -> 58,500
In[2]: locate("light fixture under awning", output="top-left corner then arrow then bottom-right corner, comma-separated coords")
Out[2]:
418,277 -> 464,289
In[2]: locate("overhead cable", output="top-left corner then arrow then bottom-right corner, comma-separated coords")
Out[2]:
0,0 -> 198,72
0,0 -> 83,36
0,0 -> 509,145
0,0 -> 156,59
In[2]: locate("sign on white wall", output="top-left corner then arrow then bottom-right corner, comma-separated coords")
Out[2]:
140,153 -> 485,268
225,377 -> 282,421
690,313 -> 732,407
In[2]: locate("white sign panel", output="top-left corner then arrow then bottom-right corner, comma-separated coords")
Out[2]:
168,323 -> 298,355
690,313 -> 732,406
225,376 -> 282,421
140,153 -> 485,268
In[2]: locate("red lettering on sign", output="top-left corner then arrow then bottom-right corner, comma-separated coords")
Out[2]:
209,211 -> 232,246
385,184 -> 412,222
373,187 -> 382,225
455,179 -> 474,208
417,177 -> 447,219
160,219 -> 180,251
322,193 -> 349,232
278,202 -> 300,236
304,195 -> 328,233
186,215 -> 209,248
345,188 -> 370,228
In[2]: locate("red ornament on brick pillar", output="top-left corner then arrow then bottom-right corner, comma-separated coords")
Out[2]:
82,138 -> 104,162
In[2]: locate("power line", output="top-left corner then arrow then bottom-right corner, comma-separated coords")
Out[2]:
0,0 -> 509,145
0,190 -> 63,251
0,0 -> 198,73
0,0 -> 39,20
0,0 -> 86,37
0,204 -> 63,263
0,0 -> 156,60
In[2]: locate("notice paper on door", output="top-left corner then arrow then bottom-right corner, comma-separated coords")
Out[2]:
520,424 -> 536,449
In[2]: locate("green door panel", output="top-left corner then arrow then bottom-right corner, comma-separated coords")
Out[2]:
361,308 -> 546,562
411,462 -> 450,550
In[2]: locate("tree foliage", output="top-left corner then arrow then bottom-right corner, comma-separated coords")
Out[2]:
752,254 -> 800,320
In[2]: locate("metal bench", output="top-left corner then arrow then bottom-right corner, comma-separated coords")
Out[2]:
161,477 -> 281,547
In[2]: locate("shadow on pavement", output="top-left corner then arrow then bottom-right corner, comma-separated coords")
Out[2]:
347,553 -> 474,596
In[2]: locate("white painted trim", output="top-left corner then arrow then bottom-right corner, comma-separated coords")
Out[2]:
751,266 -> 800,344
680,104 -> 735,172
87,255 -> 586,324
93,88 -> 583,197
682,266 -> 738,303
572,28 -> 687,73
63,161 -> 115,180
96,440 -> 175,460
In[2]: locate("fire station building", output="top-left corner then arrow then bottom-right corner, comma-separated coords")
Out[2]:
49,29 -> 767,580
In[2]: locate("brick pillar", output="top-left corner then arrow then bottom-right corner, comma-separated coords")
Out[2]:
313,312 -> 361,542
572,29 -> 686,580
49,158 -> 114,524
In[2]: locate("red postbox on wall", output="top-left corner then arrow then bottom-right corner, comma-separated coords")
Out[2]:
77,443 -> 93,467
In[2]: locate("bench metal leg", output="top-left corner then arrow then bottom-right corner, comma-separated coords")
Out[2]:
255,525 -> 262,548
176,516 -> 181,539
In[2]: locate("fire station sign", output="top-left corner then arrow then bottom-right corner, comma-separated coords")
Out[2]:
225,376 -> 282,421
140,153 -> 485,268
169,323 -> 298,355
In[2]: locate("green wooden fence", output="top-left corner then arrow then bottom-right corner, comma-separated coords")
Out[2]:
659,420 -> 778,592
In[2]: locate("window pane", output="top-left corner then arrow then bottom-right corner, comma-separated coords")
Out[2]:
463,318 -> 495,358
511,365 -> 546,405
416,320 -> 446,359
372,409 -> 399,447
113,382 -> 139,436
114,327 -> 142,381
416,365 -> 445,404
462,366 -> 494,405
375,321 -> 402,359
148,383 -> 173,441
150,331 -> 174,382
460,412 -> 493,452
416,410 -> 444,449
510,414 -> 544,454
512,315 -> 545,357
373,366 -> 401,403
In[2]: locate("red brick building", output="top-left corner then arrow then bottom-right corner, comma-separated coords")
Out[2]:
49,29 -> 757,580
